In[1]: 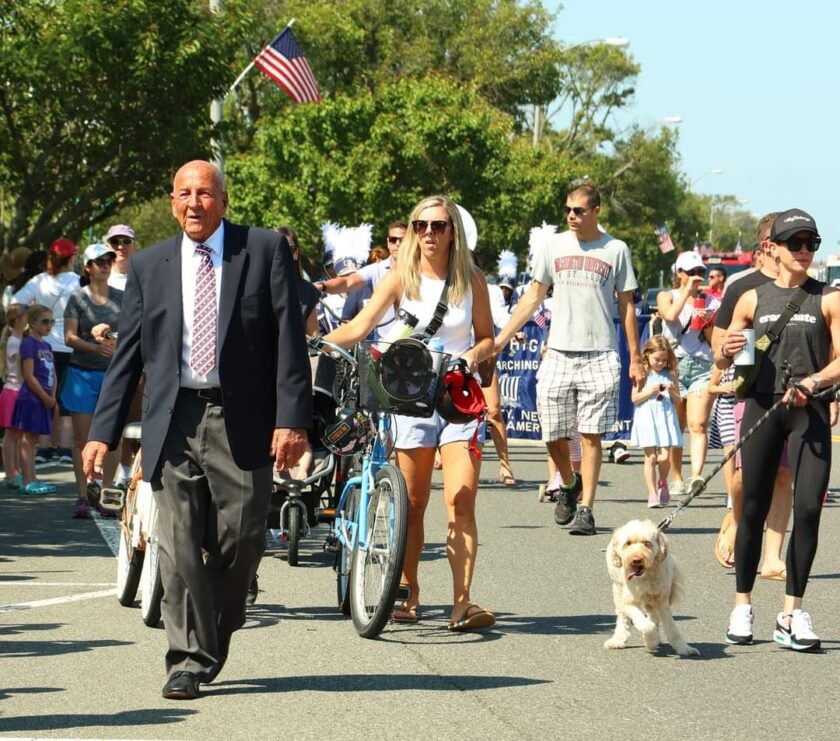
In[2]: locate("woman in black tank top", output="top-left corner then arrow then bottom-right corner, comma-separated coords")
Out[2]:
716,209 -> 840,652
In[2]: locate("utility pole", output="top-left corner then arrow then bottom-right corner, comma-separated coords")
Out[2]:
209,0 -> 224,177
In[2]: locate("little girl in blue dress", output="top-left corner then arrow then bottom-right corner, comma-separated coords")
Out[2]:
631,335 -> 683,507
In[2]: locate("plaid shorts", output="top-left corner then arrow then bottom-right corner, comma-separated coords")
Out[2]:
536,349 -> 621,441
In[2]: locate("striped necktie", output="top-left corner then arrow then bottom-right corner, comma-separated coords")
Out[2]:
189,243 -> 216,376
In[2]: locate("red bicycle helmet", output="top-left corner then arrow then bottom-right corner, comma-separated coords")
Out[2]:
437,366 -> 486,424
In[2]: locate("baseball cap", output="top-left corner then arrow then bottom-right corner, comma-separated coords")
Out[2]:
105,224 -> 135,242
50,238 -> 78,259
674,251 -> 705,273
82,243 -> 117,263
770,209 -> 819,243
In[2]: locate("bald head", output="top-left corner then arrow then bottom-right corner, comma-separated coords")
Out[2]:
170,160 -> 228,242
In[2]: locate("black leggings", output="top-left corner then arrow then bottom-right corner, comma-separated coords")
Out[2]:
736,395 -> 831,597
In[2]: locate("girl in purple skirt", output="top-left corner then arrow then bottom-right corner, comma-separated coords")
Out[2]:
12,304 -> 58,494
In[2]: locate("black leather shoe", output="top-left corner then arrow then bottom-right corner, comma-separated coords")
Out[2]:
162,671 -> 200,700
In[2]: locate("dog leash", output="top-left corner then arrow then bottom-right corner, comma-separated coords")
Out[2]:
656,365 -> 839,531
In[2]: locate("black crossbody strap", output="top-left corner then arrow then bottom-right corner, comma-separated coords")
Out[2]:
419,256 -> 453,339
764,285 -> 809,345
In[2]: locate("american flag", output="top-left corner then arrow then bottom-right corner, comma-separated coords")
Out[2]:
655,224 -> 676,254
254,27 -> 321,104
532,308 -> 549,329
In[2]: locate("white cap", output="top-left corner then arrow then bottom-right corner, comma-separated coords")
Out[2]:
456,204 -> 477,251
674,251 -> 705,273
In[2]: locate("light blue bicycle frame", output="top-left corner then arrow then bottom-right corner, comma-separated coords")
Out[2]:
333,411 -> 392,556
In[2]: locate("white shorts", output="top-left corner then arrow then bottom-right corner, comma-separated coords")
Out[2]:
392,411 -> 480,450
536,349 -> 621,441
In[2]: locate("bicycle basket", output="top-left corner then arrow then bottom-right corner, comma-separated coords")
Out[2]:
356,338 -> 451,417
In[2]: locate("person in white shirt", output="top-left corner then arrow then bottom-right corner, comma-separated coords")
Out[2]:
12,238 -> 80,464
104,224 -> 137,292
102,224 -> 138,485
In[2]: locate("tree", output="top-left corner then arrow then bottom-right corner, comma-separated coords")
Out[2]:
0,0 -> 240,252
545,44 -> 640,155
222,0 -> 564,155
226,76 -> 516,268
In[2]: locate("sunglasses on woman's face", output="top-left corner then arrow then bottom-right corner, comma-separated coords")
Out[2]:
684,268 -> 706,277
92,256 -> 115,268
37,318 -> 56,326
412,220 -> 449,235
108,237 -> 134,247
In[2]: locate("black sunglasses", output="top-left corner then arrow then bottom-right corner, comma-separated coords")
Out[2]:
684,267 -> 706,277
37,318 -> 56,326
108,237 -> 134,246
92,256 -> 115,267
563,206 -> 590,217
387,236 -> 402,244
412,220 -> 449,235
784,236 -> 821,253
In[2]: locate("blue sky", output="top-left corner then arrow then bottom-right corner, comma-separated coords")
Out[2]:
545,0 -> 840,260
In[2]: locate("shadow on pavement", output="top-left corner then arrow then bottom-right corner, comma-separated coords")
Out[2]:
0,623 -> 64,636
0,686 -> 63,701
208,672 -> 550,696
0,638 -> 132,659
0,708 -> 196,733
497,612 -> 616,635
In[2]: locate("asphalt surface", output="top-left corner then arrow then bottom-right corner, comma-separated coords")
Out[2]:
2,442 -> 840,740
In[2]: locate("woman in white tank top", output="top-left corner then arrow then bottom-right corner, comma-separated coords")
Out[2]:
325,195 -> 496,631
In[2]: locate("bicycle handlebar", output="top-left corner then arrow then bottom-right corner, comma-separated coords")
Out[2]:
308,336 -> 357,367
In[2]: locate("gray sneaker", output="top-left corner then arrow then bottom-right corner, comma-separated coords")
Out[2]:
668,480 -> 686,498
567,506 -> 596,536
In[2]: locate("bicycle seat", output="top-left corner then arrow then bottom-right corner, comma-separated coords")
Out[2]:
123,423 -> 142,440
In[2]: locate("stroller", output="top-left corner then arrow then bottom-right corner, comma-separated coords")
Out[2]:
268,354 -> 342,566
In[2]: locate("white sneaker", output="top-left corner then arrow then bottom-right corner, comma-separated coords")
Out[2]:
686,476 -> 705,495
774,610 -> 820,652
668,480 -> 686,498
726,604 -> 753,645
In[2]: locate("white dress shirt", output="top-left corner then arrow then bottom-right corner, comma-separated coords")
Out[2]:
180,223 -> 223,388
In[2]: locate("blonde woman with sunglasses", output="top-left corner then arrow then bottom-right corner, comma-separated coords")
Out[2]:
325,195 -> 496,631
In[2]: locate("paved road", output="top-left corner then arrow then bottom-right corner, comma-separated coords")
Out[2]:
2,443 -> 840,740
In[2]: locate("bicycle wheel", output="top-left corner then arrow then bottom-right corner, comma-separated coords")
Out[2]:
336,484 -> 359,615
116,484 -> 143,606
140,504 -> 164,628
349,465 -> 408,638
286,504 -> 301,567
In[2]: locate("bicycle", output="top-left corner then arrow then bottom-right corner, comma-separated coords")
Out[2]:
309,336 -> 414,639
109,422 -> 164,627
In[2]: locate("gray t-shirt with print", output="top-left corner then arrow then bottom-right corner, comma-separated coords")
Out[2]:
533,229 -> 637,351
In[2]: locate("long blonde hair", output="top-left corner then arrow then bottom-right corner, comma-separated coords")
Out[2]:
0,303 -> 27,381
398,195 -> 474,304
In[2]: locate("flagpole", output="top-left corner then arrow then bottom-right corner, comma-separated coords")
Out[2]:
230,17 -> 296,93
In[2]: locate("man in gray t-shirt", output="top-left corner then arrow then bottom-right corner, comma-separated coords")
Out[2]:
495,184 -> 643,536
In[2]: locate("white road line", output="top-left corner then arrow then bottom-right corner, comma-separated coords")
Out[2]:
0,588 -> 117,613
0,582 -> 116,587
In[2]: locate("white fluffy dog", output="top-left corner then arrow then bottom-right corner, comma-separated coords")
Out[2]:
604,519 -> 699,657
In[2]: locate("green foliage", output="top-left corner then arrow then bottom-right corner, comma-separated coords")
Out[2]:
0,0 -> 238,250
546,44 -> 640,154
227,76 -> 515,267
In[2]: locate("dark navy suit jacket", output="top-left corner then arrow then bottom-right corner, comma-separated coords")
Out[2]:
89,219 -> 312,481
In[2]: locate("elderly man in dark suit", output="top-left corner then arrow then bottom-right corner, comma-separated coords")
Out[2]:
83,160 -> 311,700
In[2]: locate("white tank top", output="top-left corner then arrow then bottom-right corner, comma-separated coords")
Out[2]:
398,275 -> 473,356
